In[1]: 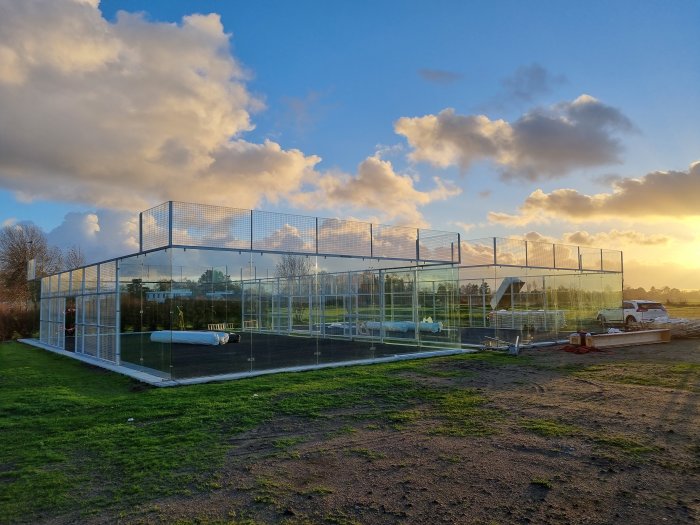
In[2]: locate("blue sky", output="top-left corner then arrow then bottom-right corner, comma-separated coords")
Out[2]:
1,0 -> 699,288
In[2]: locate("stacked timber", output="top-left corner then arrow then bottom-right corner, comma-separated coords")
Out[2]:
648,318 -> 700,338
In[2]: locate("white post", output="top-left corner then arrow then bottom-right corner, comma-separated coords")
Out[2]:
115,261 -> 121,365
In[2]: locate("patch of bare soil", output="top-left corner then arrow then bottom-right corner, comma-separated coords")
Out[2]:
117,341 -> 700,524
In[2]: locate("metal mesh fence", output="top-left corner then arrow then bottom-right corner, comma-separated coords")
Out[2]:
99,294 -> 116,325
527,241 -> 554,267
99,329 -> 116,362
49,274 -> 58,296
457,237 -> 621,272
139,201 -> 462,263
373,224 -> 417,260
99,261 -> 117,292
495,238 -> 527,266
460,238 -> 495,265
419,230 -> 460,263
554,244 -> 579,270
602,249 -> 623,272
141,202 -> 170,251
37,260 -> 119,363
579,247 -> 603,271
84,265 -> 98,293
71,268 -> 83,294
252,210 -> 316,253
171,201 -> 250,249
317,218 -> 371,257
83,325 -> 98,357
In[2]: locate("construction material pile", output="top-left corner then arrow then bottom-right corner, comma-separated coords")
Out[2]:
648,318 -> 700,338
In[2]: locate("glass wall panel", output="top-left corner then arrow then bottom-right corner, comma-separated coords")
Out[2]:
119,250 -> 173,378
417,266 -> 459,348
36,232 -> 623,383
245,252 -> 320,374
455,265 -> 623,346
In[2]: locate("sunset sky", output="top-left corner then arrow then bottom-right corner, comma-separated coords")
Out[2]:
0,0 -> 698,289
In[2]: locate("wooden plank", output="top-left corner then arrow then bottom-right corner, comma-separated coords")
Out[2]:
573,329 -> 671,349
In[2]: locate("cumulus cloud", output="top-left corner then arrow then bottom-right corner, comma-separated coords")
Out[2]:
489,161 -> 700,225
46,209 -> 139,264
0,0 -> 456,227
0,0 -> 274,209
563,230 -> 670,247
523,231 -> 551,243
418,68 -> 462,85
519,230 -> 670,247
295,155 -> 461,226
0,0 -> 321,211
395,94 -> 634,181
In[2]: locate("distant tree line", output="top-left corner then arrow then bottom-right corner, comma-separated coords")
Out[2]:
623,286 -> 700,304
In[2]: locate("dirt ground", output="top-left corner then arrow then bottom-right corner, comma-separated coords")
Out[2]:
119,340 -> 698,524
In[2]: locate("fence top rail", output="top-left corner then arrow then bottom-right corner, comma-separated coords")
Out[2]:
460,236 -> 622,271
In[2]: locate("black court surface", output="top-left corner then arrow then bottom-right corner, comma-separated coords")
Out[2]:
121,332 -> 434,380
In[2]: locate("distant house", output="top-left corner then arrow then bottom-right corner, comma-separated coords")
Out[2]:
145,290 -> 193,303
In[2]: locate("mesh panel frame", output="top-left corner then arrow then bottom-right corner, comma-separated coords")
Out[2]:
99,329 -> 117,362
99,294 -> 117,327
171,201 -> 251,249
83,326 -> 98,357
141,202 -> 170,251
84,265 -> 98,293
495,238 -> 527,266
602,250 -> 623,272
317,218 -> 371,257
70,268 -> 84,294
419,230 -> 459,263
49,274 -> 58,296
252,210 -> 316,253
579,247 -> 602,271
99,261 -> 117,292
373,224 -> 417,260
460,238 -> 495,265
554,244 -> 579,270
140,201 -> 460,263
527,241 -> 554,268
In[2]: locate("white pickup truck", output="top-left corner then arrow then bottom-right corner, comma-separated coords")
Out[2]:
597,300 -> 669,326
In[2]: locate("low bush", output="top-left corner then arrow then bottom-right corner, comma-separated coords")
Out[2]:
0,303 -> 39,341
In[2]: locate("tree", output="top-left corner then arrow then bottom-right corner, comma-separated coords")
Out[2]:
126,278 -> 148,297
0,223 -> 62,303
460,283 -> 480,296
0,223 -> 64,339
198,268 -> 228,284
63,245 -> 85,270
275,254 -> 312,280
275,255 -> 312,324
197,269 -> 234,293
479,281 -> 491,296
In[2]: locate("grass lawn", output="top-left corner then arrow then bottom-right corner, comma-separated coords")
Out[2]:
666,304 -> 700,319
0,341 -> 503,523
3,339 -> 698,524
